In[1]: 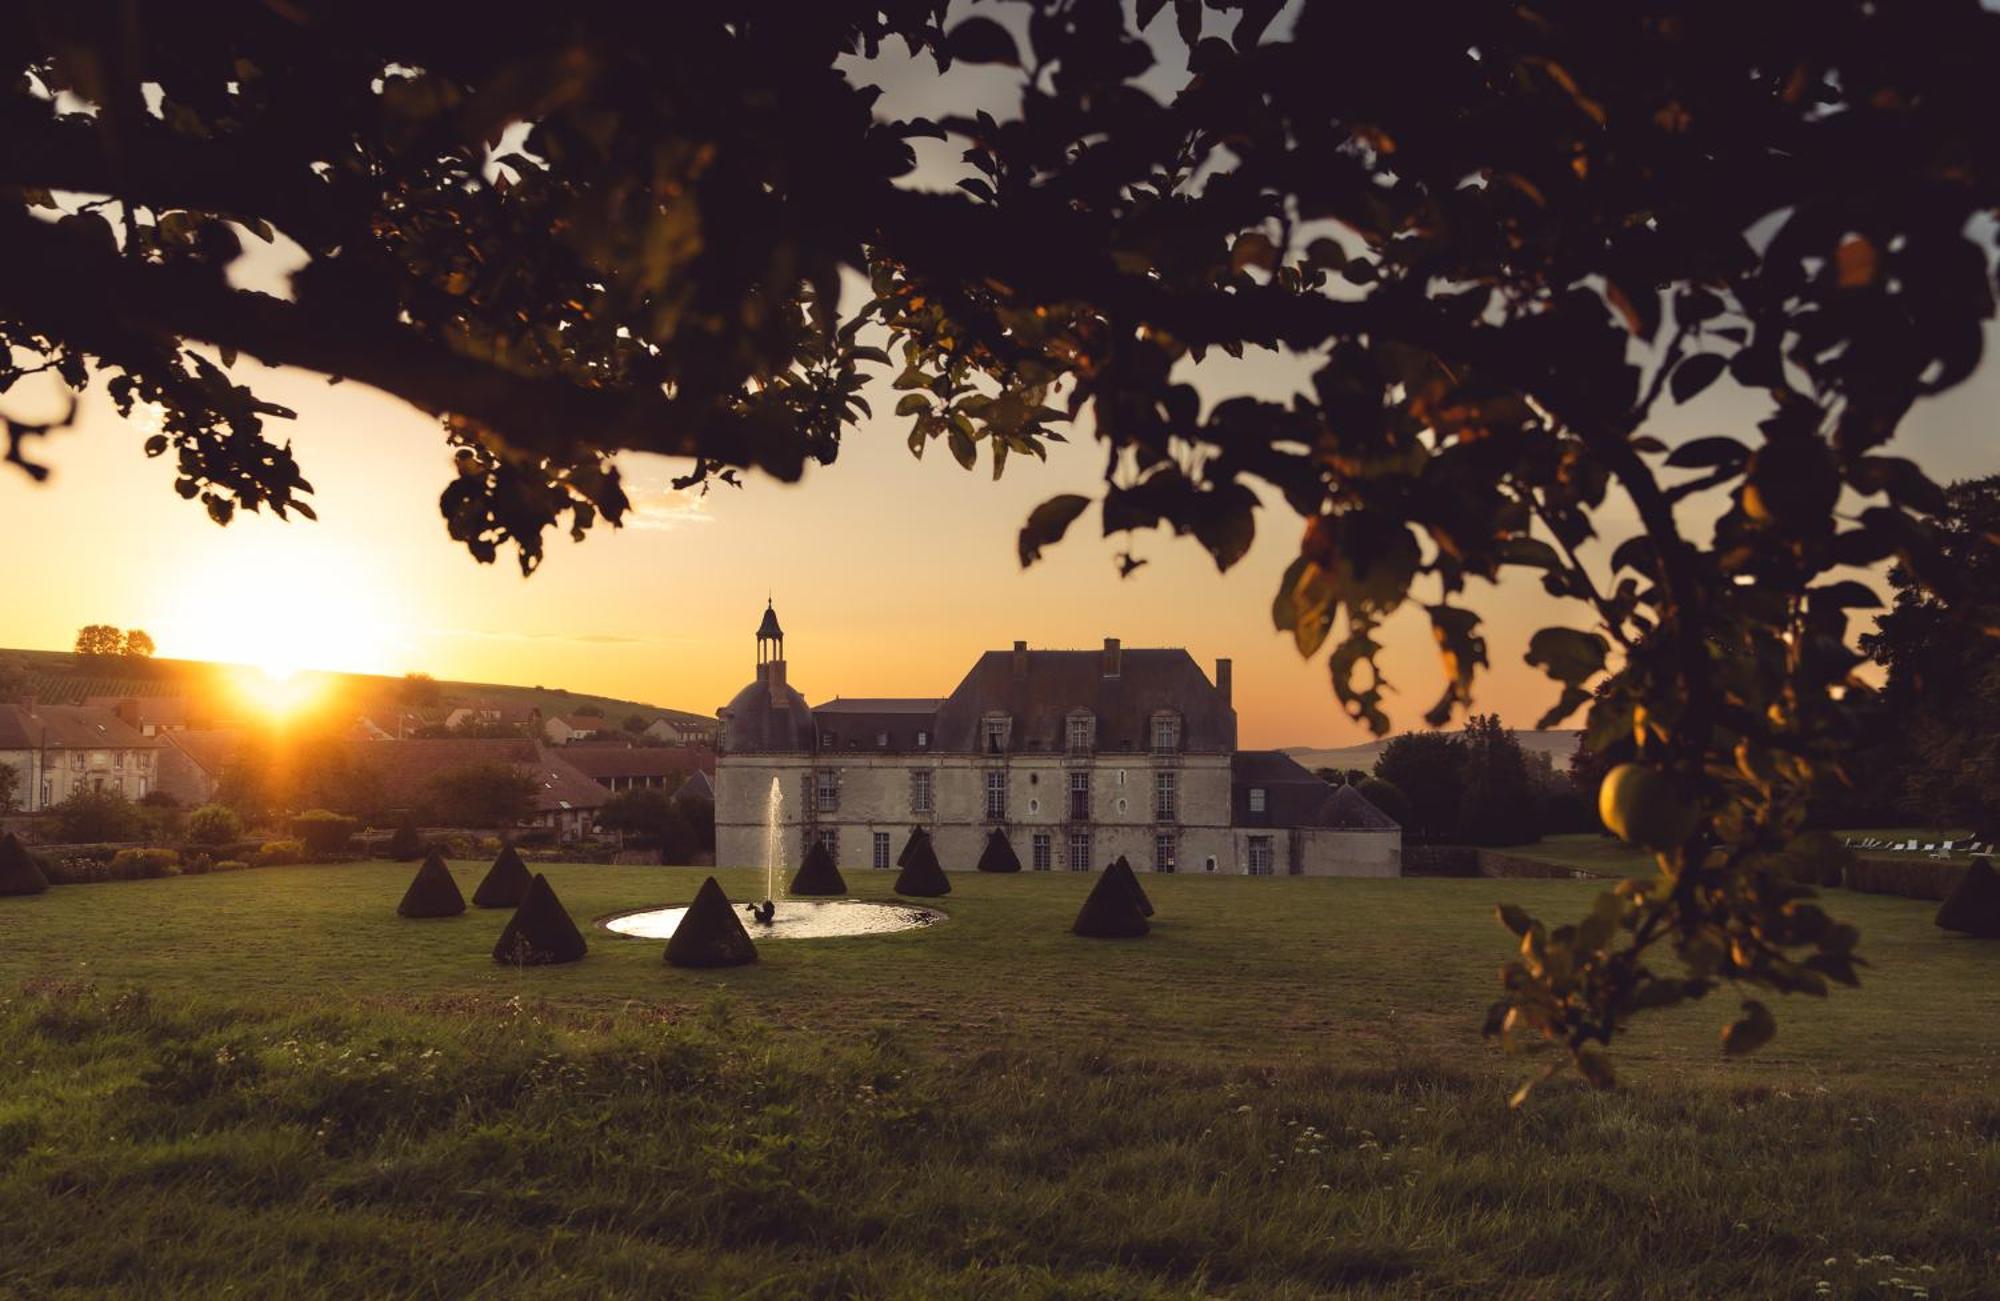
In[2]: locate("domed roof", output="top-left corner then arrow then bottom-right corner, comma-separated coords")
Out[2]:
721,673 -> 815,753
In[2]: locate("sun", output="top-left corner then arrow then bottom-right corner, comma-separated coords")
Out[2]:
149,531 -> 406,688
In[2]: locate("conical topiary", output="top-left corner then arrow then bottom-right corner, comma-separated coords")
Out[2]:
0,833 -> 49,896
473,844 -> 532,908
397,847 -> 465,918
1936,857 -> 2000,938
789,839 -> 846,896
1107,855 -> 1154,917
387,813 -> 423,862
976,829 -> 1022,873
894,828 -> 950,897
1073,866 -> 1149,938
665,876 -> 758,968
493,873 -> 588,966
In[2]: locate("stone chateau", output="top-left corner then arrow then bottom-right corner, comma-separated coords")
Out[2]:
715,603 -> 1401,877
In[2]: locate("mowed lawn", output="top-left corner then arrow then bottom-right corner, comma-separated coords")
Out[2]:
1,861 -> 1996,1297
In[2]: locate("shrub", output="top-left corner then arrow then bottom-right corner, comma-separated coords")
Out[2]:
50,788 -> 144,843
108,848 -> 180,880
387,813 -> 422,862
289,809 -> 360,858
211,859 -> 249,874
186,804 -> 245,847
181,852 -> 213,876
253,840 -> 306,868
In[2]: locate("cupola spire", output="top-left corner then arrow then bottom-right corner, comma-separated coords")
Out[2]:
756,598 -> 785,667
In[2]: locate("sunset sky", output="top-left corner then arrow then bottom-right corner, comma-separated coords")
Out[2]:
3,24 -> 1995,750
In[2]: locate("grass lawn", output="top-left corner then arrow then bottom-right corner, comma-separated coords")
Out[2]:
2,861 -> 1996,1297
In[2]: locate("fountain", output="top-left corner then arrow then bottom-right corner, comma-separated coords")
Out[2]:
599,771 -> 943,942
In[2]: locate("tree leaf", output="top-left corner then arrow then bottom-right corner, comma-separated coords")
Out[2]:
1721,1000 -> 1776,1056
1664,435 -> 1748,469
945,17 -> 1019,66
1669,352 -> 1727,404
1525,626 -> 1607,686
1017,493 -> 1090,567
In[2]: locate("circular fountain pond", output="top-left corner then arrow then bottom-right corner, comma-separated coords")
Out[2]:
600,898 -> 944,941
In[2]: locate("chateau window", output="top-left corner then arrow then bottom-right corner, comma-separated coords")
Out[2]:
916,730 -> 929,748
873,832 -> 891,870
822,731 -> 839,750
1248,836 -> 1274,876
1066,712 -> 1094,754
815,769 -> 839,813
1151,714 -> 1181,753
1154,832 -> 1177,873
1249,787 -> 1267,814
876,732 -> 889,748
805,827 -> 838,859
1032,833 -> 1052,871
983,715 -> 1011,754
1067,829 -> 1093,872
1155,771 -> 1177,822
985,770 -> 1008,819
910,770 -> 933,814
1068,771 -> 1090,820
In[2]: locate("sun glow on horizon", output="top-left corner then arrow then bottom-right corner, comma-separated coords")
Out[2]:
146,531 -> 408,683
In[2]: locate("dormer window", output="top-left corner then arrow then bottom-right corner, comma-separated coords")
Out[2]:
1150,712 -> 1182,753
1066,710 -> 1095,755
982,714 -> 1012,755
876,732 -> 889,748
1249,787 -> 1267,814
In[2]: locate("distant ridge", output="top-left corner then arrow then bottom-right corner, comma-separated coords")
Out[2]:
1281,728 -> 1582,774
0,645 -> 711,728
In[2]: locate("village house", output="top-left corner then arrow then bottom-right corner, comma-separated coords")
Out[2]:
714,603 -> 1401,877
542,713 -> 618,745
338,738 -> 610,841
643,715 -> 720,747
558,743 -> 715,793
0,699 -> 162,810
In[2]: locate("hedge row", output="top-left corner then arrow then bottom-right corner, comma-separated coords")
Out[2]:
1846,856 -> 1967,902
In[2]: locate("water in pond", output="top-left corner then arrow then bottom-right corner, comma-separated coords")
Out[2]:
602,898 -> 943,941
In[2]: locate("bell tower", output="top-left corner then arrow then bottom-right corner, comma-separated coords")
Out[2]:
756,598 -> 785,668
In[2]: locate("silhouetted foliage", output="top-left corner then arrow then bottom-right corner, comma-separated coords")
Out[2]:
386,812 -> 423,862
397,847 -> 465,918
0,832 -> 50,896
1457,715 -> 1538,848
10,1 -> 2000,1087
664,876 -> 757,968
789,839 -> 847,896
976,829 -> 1022,873
1106,855 -> 1154,918
289,809 -> 358,857
893,828 -> 950,897
493,873 -> 587,965
473,843 -> 532,909
597,787 -> 698,863
1374,733 -> 1467,842
1355,778 -> 1411,831
72,625 -> 122,658
1935,859 -> 2000,939
398,673 -> 442,707
1073,867 -> 1148,939
50,788 -> 143,843
0,761 -> 17,815
424,762 -> 537,829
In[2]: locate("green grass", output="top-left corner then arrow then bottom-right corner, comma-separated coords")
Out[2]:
2,862 -> 1996,1297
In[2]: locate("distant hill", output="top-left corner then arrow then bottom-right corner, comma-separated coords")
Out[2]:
1283,728 -> 1582,775
0,646 -> 713,729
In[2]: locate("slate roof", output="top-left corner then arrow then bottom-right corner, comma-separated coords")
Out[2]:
815,698 -> 942,714
671,769 -> 715,804
812,700 -> 939,754
84,695 -> 192,728
931,648 -> 1235,754
0,703 -> 158,751
1230,750 -> 1398,830
719,668 -> 817,754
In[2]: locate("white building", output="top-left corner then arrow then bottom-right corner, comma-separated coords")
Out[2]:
0,699 -> 163,810
713,604 -> 1400,877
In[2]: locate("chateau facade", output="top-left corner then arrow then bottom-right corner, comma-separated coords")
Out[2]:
714,604 -> 1401,877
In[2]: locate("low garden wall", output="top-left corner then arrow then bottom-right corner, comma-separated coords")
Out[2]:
1846,856 -> 1967,902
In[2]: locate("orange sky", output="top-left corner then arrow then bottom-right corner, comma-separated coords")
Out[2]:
3,324 -> 1993,749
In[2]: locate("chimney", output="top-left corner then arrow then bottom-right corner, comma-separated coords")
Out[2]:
765,657 -> 788,702
1102,637 -> 1122,678
1215,658 -> 1233,707
1012,640 -> 1028,677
